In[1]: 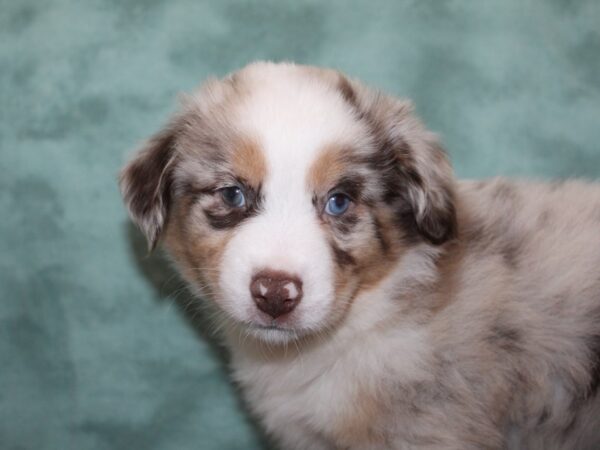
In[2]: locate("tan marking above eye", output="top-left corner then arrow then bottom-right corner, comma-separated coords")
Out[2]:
306,143 -> 351,194
231,135 -> 266,187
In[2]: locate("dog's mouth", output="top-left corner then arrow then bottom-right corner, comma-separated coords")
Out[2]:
245,322 -> 303,343
252,323 -> 290,331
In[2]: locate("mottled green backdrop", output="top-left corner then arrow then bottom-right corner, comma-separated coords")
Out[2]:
1,1 -> 599,449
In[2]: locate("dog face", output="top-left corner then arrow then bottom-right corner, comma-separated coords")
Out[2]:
120,62 -> 456,343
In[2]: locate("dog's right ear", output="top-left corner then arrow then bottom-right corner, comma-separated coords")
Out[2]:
335,73 -> 457,246
119,122 -> 179,250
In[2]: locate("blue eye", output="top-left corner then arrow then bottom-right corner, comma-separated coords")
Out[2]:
220,186 -> 246,208
325,193 -> 351,216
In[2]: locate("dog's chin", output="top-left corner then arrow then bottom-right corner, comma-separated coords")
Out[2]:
245,323 -> 305,344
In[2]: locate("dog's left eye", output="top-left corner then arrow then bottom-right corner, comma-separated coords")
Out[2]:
220,186 -> 246,208
325,193 -> 351,216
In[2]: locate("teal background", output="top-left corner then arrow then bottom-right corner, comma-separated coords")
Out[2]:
1,1 -> 599,449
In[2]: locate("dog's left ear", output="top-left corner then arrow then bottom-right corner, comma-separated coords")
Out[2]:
337,75 -> 457,245
119,121 -> 180,250
396,130 -> 457,245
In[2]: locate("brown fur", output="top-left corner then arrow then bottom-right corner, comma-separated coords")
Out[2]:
164,195 -> 232,289
332,382 -> 386,448
306,142 -> 407,314
306,143 -> 352,194
231,135 -> 267,188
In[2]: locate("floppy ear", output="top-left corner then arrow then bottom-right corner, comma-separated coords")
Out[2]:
119,123 -> 179,250
397,130 -> 457,245
337,75 -> 457,245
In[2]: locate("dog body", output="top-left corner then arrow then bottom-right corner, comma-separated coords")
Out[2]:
120,62 -> 600,449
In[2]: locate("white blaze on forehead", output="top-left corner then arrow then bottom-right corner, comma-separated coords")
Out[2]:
232,65 -> 369,199
217,64 -> 371,333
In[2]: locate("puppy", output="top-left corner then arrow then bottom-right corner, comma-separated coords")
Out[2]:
120,62 -> 600,449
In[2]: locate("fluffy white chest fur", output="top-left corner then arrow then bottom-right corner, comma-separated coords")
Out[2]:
120,62 -> 600,449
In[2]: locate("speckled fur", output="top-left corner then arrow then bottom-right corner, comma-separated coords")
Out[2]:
120,62 -> 600,449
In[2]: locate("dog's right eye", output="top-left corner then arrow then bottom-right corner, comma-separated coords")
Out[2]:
219,186 -> 246,208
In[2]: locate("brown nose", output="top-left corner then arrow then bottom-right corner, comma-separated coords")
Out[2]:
250,270 -> 303,319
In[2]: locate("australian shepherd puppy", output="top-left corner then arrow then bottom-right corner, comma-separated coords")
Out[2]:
120,62 -> 600,449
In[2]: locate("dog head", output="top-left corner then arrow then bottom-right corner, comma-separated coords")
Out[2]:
120,62 -> 456,343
